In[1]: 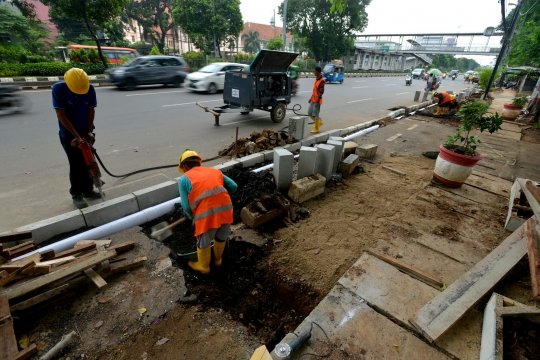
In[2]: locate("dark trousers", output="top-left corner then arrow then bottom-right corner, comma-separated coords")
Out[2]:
60,135 -> 93,196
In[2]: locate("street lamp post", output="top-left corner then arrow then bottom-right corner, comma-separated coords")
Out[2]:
282,0 -> 288,50
212,0 -> 217,58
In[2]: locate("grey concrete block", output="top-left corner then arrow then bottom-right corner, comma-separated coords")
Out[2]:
329,136 -> 345,143
388,111 -> 396,118
82,194 -> 139,228
457,92 -> 465,103
313,132 -> 330,143
315,144 -> 335,181
329,129 -> 342,137
261,150 -> 274,162
297,146 -> 318,180
133,180 -> 179,211
343,141 -> 359,156
414,91 -> 421,102
327,139 -> 344,173
339,128 -> 350,136
238,153 -> 264,168
422,91 -> 429,102
14,210 -> 87,245
214,160 -> 240,172
288,173 -> 326,203
447,90 -> 454,94
273,148 -> 294,191
286,142 -> 301,153
300,136 -> 317,147
355,144 -> 378,159
339,154 -> 360,178
289,116 -> 308,140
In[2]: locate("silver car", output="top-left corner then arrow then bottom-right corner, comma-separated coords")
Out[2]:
106,55 -> 188,90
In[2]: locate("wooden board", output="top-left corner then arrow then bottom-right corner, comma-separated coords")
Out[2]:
491,128 -> 522,140
84,268 -> 107,289
75,240 -> 111,248
0,250 -> 117,300
410,217 -> 534,343
0,261 -> 35,287
39,249 -> 55,261
0,231 -> 32,244
10,284 -> 69,312
0,294 -> 18,359
53,243 -> 96,259
6,244 -> 35,260
367,249 -> 443,288
465,174 -> 511,198
1,241 -> 34,258
500,122 -> 523,133
7,344 -> 37,360
38,256 -> 76,266
495,305 -> 540,317
108,241 -> 135,254
525,220 -> 540,300
8,253 -> 40,267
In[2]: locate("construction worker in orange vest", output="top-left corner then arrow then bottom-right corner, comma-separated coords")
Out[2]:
308,66 -> 326,134
178,150 -> 238,274
432,91 -> 459,115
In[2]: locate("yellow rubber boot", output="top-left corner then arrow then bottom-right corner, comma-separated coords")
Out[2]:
442,107 -> 448,115
188,246 -> 211,274
434,107 -> 442,116
310,119 -> 321,134
319,118 -> 323,126
213,240 -> 226,267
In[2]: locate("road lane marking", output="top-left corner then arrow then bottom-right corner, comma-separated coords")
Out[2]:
355,80 -> 366,82
386,133 -> 402,141
222,115 -> 275,126
385,84 -> 396,86
126,90 -> 186,96
347,98 -> 372,103
162,99 -> 221,107
380,79 -> 389,81
352,86 -> 367,88
407,124 -> 418,130
396,92 -> 409,95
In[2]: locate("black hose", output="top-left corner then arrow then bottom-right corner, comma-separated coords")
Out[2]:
93,142 -> 235,179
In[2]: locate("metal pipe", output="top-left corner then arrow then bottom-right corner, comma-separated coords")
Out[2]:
343,125 -> 380,141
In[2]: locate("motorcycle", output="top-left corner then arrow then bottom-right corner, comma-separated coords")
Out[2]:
442,73 -> 447,79
0,85 -> 31,115
291,80 -> 298,96
405,73 -> 412,86
452,74 -> 456,81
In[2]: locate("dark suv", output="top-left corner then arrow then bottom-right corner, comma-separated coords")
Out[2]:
106,55 -> 189,90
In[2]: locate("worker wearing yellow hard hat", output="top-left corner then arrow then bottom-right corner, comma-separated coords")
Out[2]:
52,68 -> 100,209
432,91 -> 459,116
177,150 -> 238,274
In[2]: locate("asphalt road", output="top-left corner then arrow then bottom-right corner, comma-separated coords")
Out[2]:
0,76 -> 470,231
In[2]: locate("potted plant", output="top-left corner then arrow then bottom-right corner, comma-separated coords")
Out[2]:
434,102 -> 503,188
502,93 -> 529,120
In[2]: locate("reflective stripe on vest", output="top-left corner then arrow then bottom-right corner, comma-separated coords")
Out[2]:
193,204 -> 234,222
191,187 -> 227,209
440,93 -> 452,105
310,78 -> 324,104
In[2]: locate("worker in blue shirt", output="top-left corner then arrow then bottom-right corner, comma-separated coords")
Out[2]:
178,150 -> 238,274
52,68 -> 101,209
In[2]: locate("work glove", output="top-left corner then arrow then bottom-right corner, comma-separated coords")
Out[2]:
173,203 -> 186,219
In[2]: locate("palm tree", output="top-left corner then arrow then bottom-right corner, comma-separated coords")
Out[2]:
242,30 -> 261,54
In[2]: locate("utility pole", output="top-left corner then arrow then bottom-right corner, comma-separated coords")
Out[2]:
212,0 -> 217,58
282,0 -> 288,51
482,0 -> 524,99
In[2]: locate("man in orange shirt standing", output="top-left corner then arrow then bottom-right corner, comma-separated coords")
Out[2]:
308,66 -> 326,134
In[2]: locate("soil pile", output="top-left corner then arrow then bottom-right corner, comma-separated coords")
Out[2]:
222,129 -> 297,157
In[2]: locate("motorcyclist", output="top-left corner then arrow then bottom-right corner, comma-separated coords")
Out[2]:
289,63 -> 299,94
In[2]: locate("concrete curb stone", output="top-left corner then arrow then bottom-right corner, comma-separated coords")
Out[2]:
14,210 -> 86,245
82,194 -> 139,228
133,180 -> 179,211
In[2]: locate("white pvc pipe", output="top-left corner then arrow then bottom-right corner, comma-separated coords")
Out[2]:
252,154 -> 299,173
13,197 -> 181,261
343,125 -> 379,141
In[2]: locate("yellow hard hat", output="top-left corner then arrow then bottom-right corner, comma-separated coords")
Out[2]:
64,68 -> 90,95
178,150 -> 202,173
432,91 -> 439,97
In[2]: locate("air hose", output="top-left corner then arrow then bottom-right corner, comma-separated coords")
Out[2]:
93,142 -> 235,179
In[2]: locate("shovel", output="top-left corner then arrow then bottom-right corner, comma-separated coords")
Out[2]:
150,217 -> 187,241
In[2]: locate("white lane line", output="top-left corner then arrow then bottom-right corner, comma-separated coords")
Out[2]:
222,115 -> 275,126
126,90 -> 186,96
352,86 -> 367,89
407,124 -> 418,130
386,133 -> 402,141
380,79 -> 389,81
396,92 -> 409,95
162,99 -> 220,108
347,98 -> 372,104
355,80 -> 366,82
385,84 -> 396,86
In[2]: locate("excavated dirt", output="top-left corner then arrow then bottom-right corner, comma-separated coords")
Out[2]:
503,316 -> 540,359
522,125 -> 540,144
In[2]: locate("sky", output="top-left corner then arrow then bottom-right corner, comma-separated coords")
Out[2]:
239,0 -> 511,65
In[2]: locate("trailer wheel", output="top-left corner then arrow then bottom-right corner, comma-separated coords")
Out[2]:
271,103 -> 286,123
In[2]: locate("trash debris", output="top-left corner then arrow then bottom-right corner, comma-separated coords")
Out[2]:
94,320 -> 104,328
314,249 -> 321,255
155,338 -> 169,346
18,334 -> 29,349
221,129 -> 297,157
138,307 -> 147,314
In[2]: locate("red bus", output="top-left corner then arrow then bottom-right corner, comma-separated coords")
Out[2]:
57,45 -> 139,64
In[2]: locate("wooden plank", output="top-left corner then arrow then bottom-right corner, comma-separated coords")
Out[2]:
75,240 -> 111,248
410,217 -> 534,343
0,231 -> 32,244
0,249 -> 117,300
367,249 -> 443,288
21,265 -> 50,276
525,220 -> 540,300
84,268 -> 107,289
0,294 -> 18,359
6,244 -> 35,260
517,178 -> 540,221
7,253 -> 40,267
108,241 -> 135,254
96,246 -> 110,274
10,284 -> 69,312
38,256 -> 76,266
0,271 -> 8,279
7,344 -> 37,360
0,261 -> 35,287
39,249 -> 55,261
465,174 -> 511,198
54,251 -> 98,272
4,241 -> 34,254
495,305 -> 540,317
53,243 -> 96,259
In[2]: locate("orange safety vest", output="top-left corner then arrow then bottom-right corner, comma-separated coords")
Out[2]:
439,92 -> 453,105
310,77 -> 325,104
184,167 -> 233,236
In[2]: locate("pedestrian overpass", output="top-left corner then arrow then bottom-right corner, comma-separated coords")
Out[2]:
354,32 -> 504,56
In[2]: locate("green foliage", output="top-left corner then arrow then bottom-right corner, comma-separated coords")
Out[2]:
10,0 -> 38,20
88,48 -> 101,63
281,0 -> 370,61
242,30 -> 261,54
173,0 -> 244,56
329,0 -> 348,13
232,52 -> 256,64
478,67 -> 501,90
0,6 -> 51,54
512,93 -> 529,108
182,51 -> 204,69
430,54 -> 480,72
149,45 -> 162,55
0,62 -> 106,77
508,21 -> 540,67
266,37 -> 284,51
444,102 -> 504,156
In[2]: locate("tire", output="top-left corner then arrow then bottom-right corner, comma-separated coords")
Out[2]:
270,103 -> 286,123
207,83 -> 217,94
173,76 -> 183,88
125,78 -> 136,91
240,111 -> 250,115
340,79 -> 343,84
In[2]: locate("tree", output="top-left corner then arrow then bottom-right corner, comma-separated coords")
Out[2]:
266,37 -> 284,50
41,0 -> 129,68
508,21 -> 540,67
10,0 -> 38,20
173,0 -> 243,57
328,0 -> 348,13
280,0 -> 370,61
149,45 -> 162,55
242,30 -> 261,54
0,6 -> 51,54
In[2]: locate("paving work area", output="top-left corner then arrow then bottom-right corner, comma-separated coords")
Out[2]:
1,90 -> 539,360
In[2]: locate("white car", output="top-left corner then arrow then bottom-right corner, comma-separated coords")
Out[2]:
186,63 -> 248,94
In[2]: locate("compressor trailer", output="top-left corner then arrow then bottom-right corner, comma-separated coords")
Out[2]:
196,50 -> 299,126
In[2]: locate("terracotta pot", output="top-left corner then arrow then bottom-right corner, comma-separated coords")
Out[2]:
433,145 -> 482,188
501,103 -> 522,120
